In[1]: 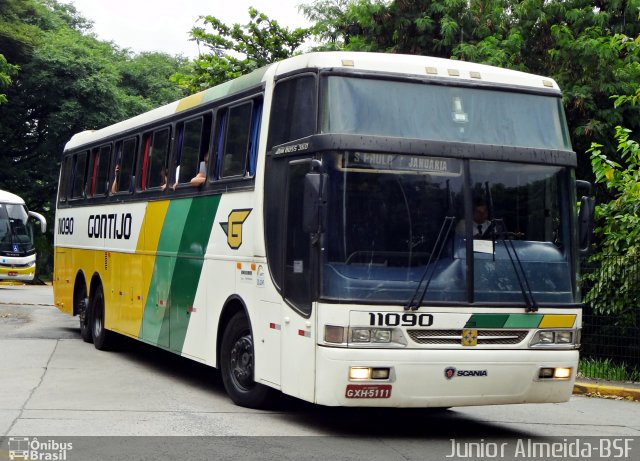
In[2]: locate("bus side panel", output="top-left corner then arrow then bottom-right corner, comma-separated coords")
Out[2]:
137,196 -> 220,353
53,247 -> 73,315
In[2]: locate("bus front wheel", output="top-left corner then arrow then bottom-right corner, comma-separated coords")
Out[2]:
220,312 -> 274,408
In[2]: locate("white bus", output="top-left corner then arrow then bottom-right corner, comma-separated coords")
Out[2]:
54,52 -> 592,408
0,190 -> 47,282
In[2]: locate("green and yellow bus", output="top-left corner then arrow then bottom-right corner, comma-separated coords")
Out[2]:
54,52 -> 592,408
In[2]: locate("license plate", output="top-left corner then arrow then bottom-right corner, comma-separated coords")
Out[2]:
345,384 -> 392,399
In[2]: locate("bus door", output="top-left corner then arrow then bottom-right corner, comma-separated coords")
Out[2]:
280,160 -> 316,402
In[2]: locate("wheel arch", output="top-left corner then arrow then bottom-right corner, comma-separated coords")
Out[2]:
89,272 -> 103,302
72,270 -> 88,316
216,295 -> 251,368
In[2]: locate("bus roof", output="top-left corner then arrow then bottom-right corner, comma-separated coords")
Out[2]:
0,189 -> 26,205
64,51 -> 560,152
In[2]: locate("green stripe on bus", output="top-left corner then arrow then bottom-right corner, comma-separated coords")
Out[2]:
201,67 -> 269,104
503,314 -> 543,328
465,314 -> 543,329
465,314 -> 509,328
140,198 -> 193,346
168,194 -> 220,352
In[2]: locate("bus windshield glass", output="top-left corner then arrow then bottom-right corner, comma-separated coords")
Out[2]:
321,153 -> 577,305
321,76 -> 571,150
0,203 -> 33,253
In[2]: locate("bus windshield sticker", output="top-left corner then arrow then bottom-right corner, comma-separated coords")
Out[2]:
343,152 -> 460,174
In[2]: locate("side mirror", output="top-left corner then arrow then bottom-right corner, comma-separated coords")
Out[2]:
28,211 -> 47,233
303,170 -> 327,234
576,181 -> 594,257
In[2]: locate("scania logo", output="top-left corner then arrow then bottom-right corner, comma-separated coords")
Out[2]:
444,367 -> 488,379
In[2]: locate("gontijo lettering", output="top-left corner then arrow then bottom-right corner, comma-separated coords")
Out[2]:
87,213 -> 132,239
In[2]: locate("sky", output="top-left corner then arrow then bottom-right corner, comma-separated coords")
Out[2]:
60,0 -> 313,58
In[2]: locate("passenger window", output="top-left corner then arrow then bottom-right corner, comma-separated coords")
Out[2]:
59,156 -> 73,202
220,102 -> 253,178
89,145 -> 112,197
175,114 -> 212,187
71,151 -> 88,199
112,137 -> 137,194
140,128 -> 170,190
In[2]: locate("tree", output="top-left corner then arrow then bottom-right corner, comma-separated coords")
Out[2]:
0,54 -> 18,104
0,0 -> 190,278
586,85 -> 640,315
301,0 -> 640,181
172,7 -> 310,93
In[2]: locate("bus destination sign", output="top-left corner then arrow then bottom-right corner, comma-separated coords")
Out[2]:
344,152 -> 455,173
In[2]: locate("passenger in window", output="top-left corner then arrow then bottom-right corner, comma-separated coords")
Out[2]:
190,153 -> 208,187
110,164 -> 120,194
159,168 -> 168,191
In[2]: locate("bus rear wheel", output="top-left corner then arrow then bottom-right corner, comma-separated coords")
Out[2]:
220,312 -> 274,408
76,284 -> 92,343
91,285 -> 114,351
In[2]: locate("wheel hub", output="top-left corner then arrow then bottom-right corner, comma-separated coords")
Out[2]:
230,335 -> 254,389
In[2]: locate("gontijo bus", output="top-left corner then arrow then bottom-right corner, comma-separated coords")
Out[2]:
0,189 -> 47,281
54,52 -> 593,408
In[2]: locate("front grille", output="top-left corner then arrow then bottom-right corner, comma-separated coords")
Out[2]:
407,329 -> 529,345
0,262 -> 32,269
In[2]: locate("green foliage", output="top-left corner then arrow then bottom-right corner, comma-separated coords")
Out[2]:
172,8 -> 310,92
302,0 -> 640,181
0,54 -> 18,104
579,357 -> 640,382
586,121 -> 640,314
0,0 -> 189,277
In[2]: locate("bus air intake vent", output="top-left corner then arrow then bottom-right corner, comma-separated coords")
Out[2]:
407,329 -> 528,345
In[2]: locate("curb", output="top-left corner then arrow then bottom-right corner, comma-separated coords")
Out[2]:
573,382 -> 640,401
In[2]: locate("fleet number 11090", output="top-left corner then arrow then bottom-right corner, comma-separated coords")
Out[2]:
369,313 -> 434,327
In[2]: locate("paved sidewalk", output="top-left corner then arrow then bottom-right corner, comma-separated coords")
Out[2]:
574,378 -> 640,401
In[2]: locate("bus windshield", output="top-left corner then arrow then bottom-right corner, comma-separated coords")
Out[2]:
0,203 -> 33,253
321,76 -> 571,150
321,152 -> 577,305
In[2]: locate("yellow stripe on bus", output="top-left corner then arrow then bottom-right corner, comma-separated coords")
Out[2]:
176,91 -> 206,113
539,314 -> 576,329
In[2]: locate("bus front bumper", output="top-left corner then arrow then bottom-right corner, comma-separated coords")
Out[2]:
315,346 -> 578,407
0,265 -> 35,281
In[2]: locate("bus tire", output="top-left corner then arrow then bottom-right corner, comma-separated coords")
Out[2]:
91,285 -> 114,351
76,285 -> 92,343
220,312 -> 274,408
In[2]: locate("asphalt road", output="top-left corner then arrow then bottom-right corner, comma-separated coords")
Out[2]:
1,285 -> 639,461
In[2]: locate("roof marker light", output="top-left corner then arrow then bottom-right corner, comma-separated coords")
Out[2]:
448,69 -> 460,77
425,67 -> 438,75
470,71 -> 481,79
342,59 -> 354,67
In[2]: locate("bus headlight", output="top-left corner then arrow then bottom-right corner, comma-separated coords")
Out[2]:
352,328 -> 392,343
530,330 -> 577,348
348,327 -> 407,347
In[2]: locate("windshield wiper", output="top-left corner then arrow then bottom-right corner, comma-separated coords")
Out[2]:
490,218 -> 538,313
405,216 -> 455,311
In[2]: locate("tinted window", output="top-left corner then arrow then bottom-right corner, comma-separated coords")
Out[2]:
59,156 -> 73,202
114,137 -> 137,194
176,118 -> 206,185
221,102 -> 252,178
71,152 -> 88,199
146,128 -> 170,189
268,75 -> 316,150
91,145 -> 112,196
